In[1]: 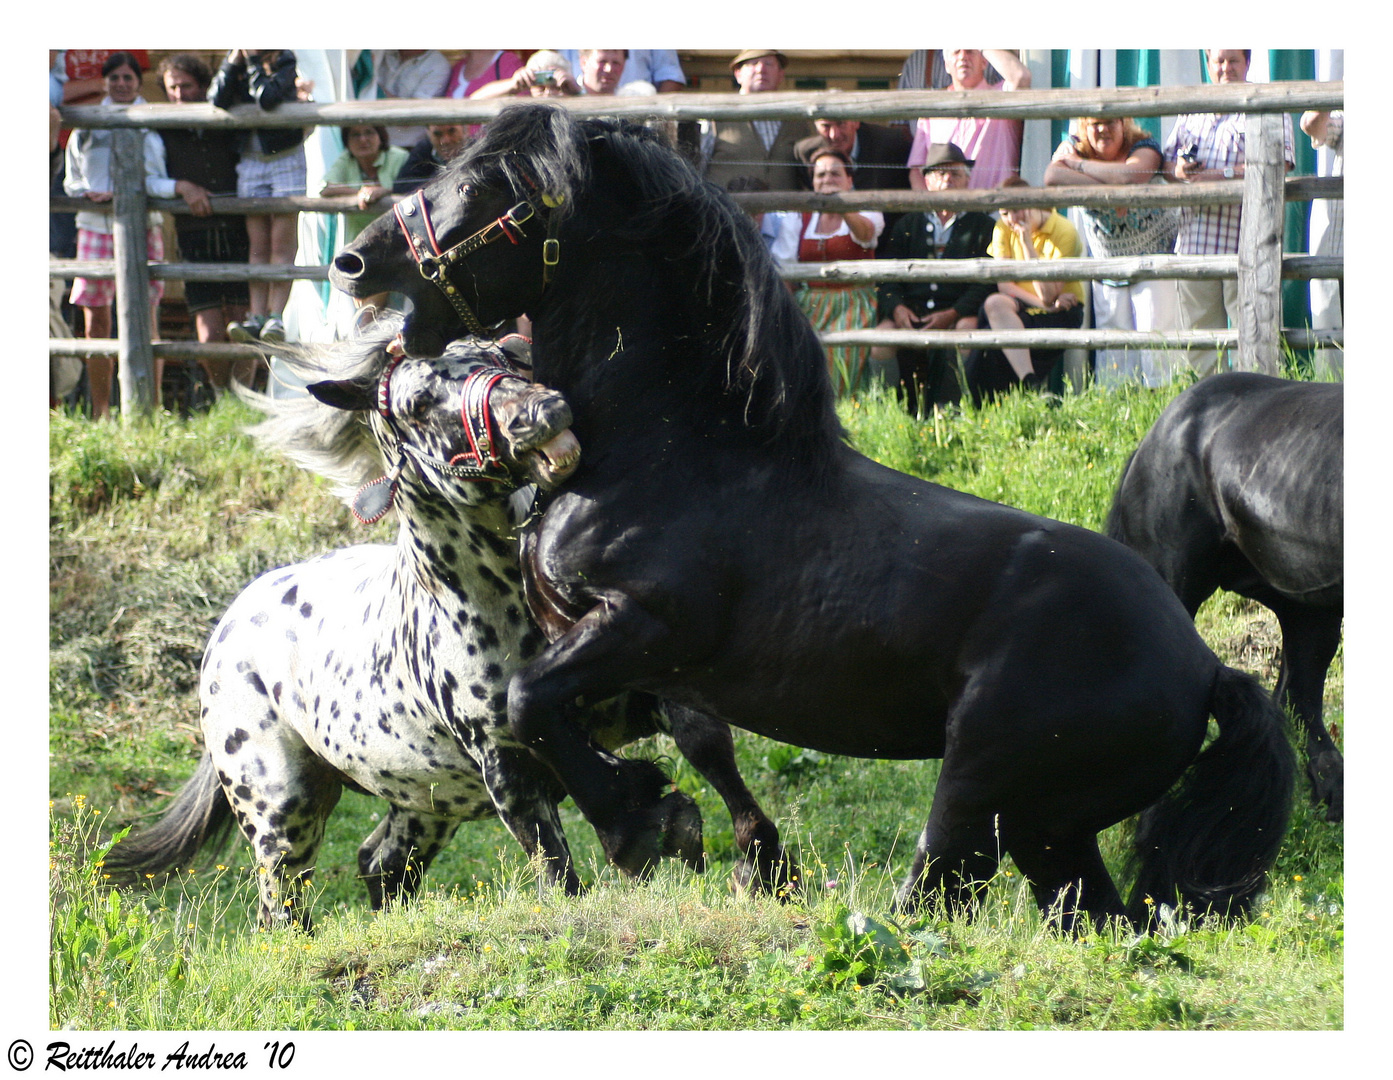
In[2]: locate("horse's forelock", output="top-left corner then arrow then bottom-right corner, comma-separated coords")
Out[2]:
451,105 -> 589,223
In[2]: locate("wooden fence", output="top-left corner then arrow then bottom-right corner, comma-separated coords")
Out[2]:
51,80 -> 1343,416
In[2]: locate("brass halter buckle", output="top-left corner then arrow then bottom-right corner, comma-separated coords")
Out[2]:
393,189 -> 556,336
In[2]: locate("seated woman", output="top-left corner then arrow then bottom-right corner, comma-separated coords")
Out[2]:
772,146 -> 884,395
967,177 -> 1086,405
1044,116 -> 1178,387
321,124 -> 410,310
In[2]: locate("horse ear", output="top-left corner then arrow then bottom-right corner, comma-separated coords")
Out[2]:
307,376 -> 378,412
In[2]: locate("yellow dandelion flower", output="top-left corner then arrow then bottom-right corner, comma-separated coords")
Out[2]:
483,944 -> 492,952
1293,874 -> 1304,882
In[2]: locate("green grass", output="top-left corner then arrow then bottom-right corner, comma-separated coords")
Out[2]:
49,382 -> 1342,1030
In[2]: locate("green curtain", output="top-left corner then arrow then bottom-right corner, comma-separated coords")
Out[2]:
1115,51 -> 1163,141
1269,50 -> 1316,339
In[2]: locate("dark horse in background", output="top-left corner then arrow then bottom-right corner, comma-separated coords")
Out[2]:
1107,372 -> 1343,821
330,104 -> 1294,932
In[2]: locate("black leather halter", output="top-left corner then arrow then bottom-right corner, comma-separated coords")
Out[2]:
393,183 -> 562,336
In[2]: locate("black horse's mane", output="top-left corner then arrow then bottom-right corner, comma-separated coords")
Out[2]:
449,105 -> 845,459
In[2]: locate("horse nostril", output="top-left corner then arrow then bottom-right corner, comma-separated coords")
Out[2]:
333,252 -> 366,278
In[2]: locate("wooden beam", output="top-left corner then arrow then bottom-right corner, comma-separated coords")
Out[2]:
50,175 -> 1341,219
59,80 -> 1342,130
1237,113 -> 1287,375
50,253 -> 1342,285
110,129 -> 155,418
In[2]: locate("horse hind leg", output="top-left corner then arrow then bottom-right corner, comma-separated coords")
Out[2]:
663,704 -> 798,897
1007,834 -> 1127,936
1272,604 -> 1344,821
356,807 -> 461,910
893,811 -> 1000,920
212,724 -> 343,931
240,783 -> 342,932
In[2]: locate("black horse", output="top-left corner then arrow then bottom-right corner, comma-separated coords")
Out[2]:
330,105 -> 1294,931
1106,372 -> 1343,821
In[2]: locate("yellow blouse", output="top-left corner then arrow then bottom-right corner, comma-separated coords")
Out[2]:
989,211 -> 1087,311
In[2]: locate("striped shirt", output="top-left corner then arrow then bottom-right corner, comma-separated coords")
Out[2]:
1164,110 -> 1294,255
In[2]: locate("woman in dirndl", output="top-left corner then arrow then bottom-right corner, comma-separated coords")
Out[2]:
63,51 -> 169,418
773,146 -> 884,395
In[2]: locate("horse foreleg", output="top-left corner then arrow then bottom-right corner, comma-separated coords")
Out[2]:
663,703 -> 799,898
508,601 -> 703,879
478,744 -> 583,895
1272,604 -> 1344,822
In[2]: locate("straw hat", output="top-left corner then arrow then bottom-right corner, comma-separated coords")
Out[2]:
730,49 -> 787,71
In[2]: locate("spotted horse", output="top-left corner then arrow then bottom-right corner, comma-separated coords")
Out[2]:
103,318 -> 784,929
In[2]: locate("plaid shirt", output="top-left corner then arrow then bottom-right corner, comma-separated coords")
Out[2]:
1165,110 -> 1294,255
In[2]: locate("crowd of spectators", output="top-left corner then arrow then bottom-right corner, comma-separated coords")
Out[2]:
49,47 -> 1338,419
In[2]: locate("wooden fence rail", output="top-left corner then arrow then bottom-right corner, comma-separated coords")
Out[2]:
49,254 -> 1343,284
53,82 -> 1343,416
58,80 -> 1342,130
48,175 -> 1343,219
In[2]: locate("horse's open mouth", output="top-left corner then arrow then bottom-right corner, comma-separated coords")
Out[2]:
531,429 -> 581,488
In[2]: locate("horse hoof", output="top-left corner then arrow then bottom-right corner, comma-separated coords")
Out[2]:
1308,752 -> 1343,823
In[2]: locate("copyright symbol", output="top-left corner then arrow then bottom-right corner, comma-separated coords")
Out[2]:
7,1040 -> 32,1071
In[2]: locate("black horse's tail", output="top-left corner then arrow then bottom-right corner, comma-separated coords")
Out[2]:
1128,665 -> 1295,923
101,754 -> 238,885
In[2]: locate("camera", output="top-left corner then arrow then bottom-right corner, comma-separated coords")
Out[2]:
534,69 -> 556,86
1180,142 -> 1200,164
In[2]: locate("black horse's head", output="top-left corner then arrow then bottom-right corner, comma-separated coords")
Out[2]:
307,336 -> 580,522
330,107 -> 589,358
330,104 -> 841,458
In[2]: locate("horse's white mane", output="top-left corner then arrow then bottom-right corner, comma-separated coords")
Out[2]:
237,315 -> 398,507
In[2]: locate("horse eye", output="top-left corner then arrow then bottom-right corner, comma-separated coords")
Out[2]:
400,388 -> 435,422
458,183 -> 471,198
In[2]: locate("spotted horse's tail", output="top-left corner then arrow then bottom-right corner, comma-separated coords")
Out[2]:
101,753 -> 239,886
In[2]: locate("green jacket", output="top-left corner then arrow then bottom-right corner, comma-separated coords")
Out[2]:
876,210 -> 996,324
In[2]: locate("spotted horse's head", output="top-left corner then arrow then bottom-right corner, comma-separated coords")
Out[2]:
307,333 -> 580,524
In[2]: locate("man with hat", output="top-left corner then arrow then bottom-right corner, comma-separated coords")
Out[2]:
871,142 -> 996,412
701,50 -> 815,191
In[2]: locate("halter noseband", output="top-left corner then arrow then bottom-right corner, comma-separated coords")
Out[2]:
393,179 -> 563,335
351,353 -> 528,525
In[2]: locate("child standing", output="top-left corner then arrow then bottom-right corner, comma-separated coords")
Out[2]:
211,50 -> 307,344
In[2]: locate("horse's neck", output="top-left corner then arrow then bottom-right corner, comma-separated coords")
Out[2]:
391,491 -> 519,605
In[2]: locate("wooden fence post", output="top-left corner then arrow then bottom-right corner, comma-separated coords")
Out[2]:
1237,112 -> 1286,374
111,128 -> 155,418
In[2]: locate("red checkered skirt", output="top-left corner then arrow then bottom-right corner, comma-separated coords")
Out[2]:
70,227 -> 166,308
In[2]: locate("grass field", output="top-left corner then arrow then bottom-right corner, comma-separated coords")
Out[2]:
48,375 -> 1343,1031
